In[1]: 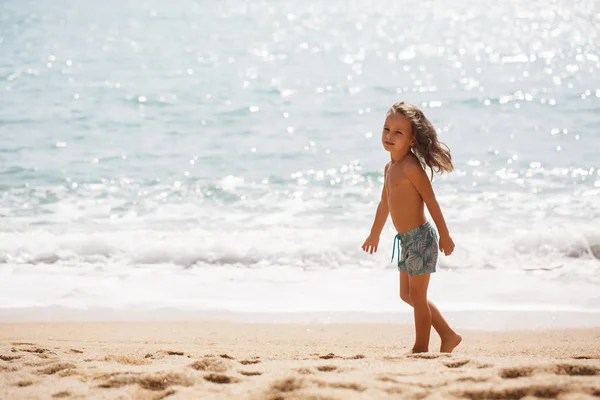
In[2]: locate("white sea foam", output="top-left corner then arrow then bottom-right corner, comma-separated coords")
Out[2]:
0,221 -> 599,315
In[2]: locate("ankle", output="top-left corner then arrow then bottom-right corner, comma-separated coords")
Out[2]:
440,331 -> 458,340
411,346 -> 429,353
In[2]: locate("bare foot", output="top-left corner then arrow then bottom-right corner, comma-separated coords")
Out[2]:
411,347 -> 429,354
440,333 -> 462,353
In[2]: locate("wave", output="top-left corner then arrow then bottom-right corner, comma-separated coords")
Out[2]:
1,225 -> 599,274
0,228 -> 359,268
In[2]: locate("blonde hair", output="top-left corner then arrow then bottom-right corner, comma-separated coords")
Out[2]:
386,102 -> 453,179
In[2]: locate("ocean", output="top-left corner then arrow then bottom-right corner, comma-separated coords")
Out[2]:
1,0 -> 599,323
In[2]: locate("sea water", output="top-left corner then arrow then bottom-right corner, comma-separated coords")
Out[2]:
1,0 -> 599,321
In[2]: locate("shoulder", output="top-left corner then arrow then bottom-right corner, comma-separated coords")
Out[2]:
403,156 -> 426,178
384,162 -> 391,176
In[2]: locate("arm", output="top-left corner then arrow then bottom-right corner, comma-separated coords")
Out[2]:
370,164 -> 390,237
405,163 -> 455,255
362,164 -> 390,254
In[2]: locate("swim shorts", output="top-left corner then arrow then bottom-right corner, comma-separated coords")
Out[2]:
391,221 -> 438,276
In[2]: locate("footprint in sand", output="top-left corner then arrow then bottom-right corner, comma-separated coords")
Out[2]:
52,391 -> 72,398
145,350 -> 186,359
103,355 -> 151,365
190,357 -> 231,372
316,365 -> 339,372
499,366 -> 534,379
239,370 -> 262,376
97,372 -> 193,391
204,373 -> 239,384
455,376 -> 492,383
345,354 -> 366,360
455,384 -> 570,399
24,360 -> 56,367
11,345 -> 55,359
499,363 -> 599,380
268,377 -> 305,396
295,368 -> 313,375
384,387 -> 406,395
319,353 -> 341,360
385,385 -> 430,397
443,359 -> 471,368
0,355 -> 21,361
407,353 -> 451,359
314,380 -> 366,392
36,363 -> 77,375
15,380 -> 34,387
239,359 -> 261,365
554,363 -> 599,376
377,376 -> 399,383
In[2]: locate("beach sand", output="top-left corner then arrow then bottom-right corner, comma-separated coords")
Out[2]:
1,321 -> 599,399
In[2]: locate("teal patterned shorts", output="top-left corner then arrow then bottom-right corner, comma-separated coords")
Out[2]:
391,221 -> 438,276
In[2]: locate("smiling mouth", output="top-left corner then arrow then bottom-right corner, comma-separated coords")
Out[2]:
384,141 -> 394,145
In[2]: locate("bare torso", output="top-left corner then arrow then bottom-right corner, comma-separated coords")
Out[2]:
385,155 -> 427,234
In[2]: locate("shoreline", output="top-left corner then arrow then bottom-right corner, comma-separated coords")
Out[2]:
1,306 -> 600,331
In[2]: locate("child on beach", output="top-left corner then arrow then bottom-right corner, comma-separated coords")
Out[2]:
362,102 -> 462,354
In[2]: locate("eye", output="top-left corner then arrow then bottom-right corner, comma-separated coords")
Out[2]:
384,128 -> 389,132
395,131 -> 403,135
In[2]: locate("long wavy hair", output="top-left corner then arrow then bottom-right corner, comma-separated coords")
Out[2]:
387,102 -> 453,179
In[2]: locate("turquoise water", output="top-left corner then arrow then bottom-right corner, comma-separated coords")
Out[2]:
1,0 -> 599,314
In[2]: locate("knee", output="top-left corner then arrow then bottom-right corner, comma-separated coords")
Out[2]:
399,292 -> 412,305
409,292 -> 427,306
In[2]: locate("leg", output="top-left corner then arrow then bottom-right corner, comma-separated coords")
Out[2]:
431,302 -> 462,353
400,272 -> 462,353
408,273 -> 432,353
399,271 -> 412,305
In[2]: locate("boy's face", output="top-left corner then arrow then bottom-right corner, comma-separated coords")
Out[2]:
382,113 -> 414,153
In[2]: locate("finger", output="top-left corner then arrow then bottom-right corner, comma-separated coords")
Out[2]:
374,245 -> 378,253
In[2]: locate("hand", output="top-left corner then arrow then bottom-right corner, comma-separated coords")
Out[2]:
439,235 -> 455,256
361,234 -> 380,254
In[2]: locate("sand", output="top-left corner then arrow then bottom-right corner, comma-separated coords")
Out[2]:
1,321 -> 599,399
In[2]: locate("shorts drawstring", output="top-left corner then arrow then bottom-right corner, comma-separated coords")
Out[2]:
391,234 -> 401,266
